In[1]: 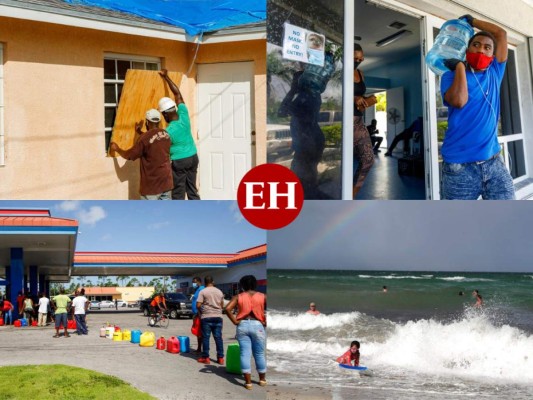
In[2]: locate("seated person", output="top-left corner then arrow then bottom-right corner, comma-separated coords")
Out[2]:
149,292 -> 167,315
385,116 -> 423,157
336,340 -> 360,366
366,119 -> 383,154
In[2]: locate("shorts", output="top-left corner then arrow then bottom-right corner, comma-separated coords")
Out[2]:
55,313 -> 68,328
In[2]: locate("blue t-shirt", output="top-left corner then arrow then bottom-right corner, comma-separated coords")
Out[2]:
191,285 -> 205,315
440,60 -> 506,163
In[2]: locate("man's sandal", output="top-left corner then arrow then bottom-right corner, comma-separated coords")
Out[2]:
244,383 -> 253,390
259,380 -> 267,387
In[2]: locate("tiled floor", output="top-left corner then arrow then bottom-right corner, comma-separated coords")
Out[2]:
355,148 -> 426,200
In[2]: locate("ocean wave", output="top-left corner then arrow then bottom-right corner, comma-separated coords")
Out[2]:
268,311 -> 361,331
358,275 -> 427,280
368,314 -> 533,383
269,313 -> 533,385
437,276 -> 495,282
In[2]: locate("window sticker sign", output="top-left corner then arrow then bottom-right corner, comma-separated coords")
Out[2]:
282,23 -> 325,66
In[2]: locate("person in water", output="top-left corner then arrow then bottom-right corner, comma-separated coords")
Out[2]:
336,340 -> 360,366
306,302 -> 321,315
473,290 -> 483,307
382,286 -> 388,293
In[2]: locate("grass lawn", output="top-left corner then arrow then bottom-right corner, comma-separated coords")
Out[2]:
0,365 -> 155,399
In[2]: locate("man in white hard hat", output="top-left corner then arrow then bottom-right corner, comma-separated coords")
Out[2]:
110,109 -> 173,200
158,69 -> 200,200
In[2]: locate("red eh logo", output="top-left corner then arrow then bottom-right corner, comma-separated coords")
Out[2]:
237,164 -> 304,230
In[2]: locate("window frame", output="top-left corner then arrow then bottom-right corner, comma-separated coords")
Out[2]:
498,45 -> 529,183
103,53 -> 161,151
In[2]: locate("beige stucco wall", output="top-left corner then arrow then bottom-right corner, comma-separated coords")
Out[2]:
0,16 -> 265,199
116,286 -> 154,302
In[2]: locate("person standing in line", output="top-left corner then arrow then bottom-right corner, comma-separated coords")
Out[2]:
71,289 -> 89,335
196,276 -> 224,365
159,69 -> 200,200
191,276 -> 205,353
22,293 -> 35,325
37,292 -> 50,327
52,287 -> 71,338
225,275 -> 267,390
16,290 -> 24,318
1,299 -> 14,325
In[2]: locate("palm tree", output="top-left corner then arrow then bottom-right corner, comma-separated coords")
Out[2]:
85,280 -> 93,287
97,276 -> 105,287
76,276 -> 86,286
127,277 -> 140,287
118,275 -> 130,287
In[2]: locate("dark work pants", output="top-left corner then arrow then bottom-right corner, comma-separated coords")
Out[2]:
171,154 -> 200,200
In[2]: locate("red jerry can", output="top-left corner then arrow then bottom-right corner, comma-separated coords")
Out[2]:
31,321 -> 38,327
0,318 -> 4,326
114,325 -> 121,332
166,336 -> 180,354
67,320 -> 77,330
14,320 -> 22,328
156,336 -> 166,350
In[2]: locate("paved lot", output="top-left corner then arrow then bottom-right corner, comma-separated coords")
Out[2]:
0,311 -> 266,400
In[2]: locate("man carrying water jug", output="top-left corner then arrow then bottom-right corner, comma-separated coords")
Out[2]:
440,15 -> 514,200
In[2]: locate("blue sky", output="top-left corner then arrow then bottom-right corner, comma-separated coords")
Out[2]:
0,200 -> 265,253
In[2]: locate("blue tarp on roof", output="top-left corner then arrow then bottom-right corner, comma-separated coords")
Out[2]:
63,0 -> 266,36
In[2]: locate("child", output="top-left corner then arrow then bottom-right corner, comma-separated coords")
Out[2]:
336,340 -> 360,366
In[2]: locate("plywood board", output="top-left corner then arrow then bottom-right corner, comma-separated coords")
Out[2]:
108,70 -> 183,157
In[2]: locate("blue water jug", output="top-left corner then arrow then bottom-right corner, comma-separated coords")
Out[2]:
130,330 -> 141,344
20,318 -> 28,327
178,336 -> 190,353
425,18 -> 474,75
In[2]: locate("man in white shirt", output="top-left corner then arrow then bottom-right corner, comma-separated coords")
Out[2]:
37,292 -> 50,327
71,288 -> 89,335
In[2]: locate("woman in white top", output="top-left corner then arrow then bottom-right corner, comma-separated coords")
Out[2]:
38,292 -> 50,327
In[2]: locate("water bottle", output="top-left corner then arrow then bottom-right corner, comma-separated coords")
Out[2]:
425,18 -> 474,75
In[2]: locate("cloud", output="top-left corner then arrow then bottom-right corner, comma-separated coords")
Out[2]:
77,206 -> 106,226
55,201 -> 81,212
148,221 -> 171,230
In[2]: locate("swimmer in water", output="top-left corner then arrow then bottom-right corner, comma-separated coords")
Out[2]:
472,289 -> 483,307
306,302 -> 321,315
336,340 -> 360,366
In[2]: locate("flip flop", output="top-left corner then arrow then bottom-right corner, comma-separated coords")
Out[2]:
259,380 -> 267,387
244,383 -> 253,390
53,335 -> 59,338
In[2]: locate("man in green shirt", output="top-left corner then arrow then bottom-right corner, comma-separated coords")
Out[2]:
158,69 -> 200,200
52,287 -> 72,338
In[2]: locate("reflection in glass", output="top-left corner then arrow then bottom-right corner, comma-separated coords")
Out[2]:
267,0 -> 344,200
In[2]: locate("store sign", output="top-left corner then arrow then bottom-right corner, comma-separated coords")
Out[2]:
282,23 -> 325,66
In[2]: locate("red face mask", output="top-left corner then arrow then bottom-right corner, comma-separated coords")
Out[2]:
466,52 -> 493,70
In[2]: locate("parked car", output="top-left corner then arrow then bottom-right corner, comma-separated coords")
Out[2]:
116,300 -> 128,307
317,110 -> 343,126
89,301 -> 100,310
139,293 -> 193,319
99,300 -> 115,308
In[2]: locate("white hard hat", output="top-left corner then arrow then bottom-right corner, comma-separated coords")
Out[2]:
145,109 -> 161,123
158,97 -> 177,113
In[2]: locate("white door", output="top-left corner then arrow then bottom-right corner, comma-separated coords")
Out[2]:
197,62 -> 254,200
385,87 -> 405,149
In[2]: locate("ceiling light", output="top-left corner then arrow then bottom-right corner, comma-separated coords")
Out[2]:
375,29 -> 412,47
